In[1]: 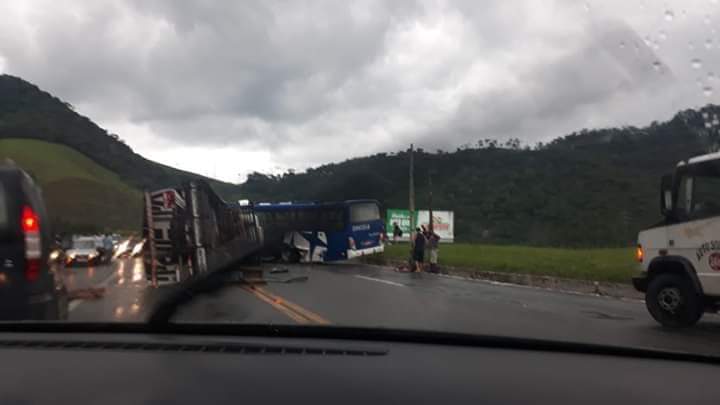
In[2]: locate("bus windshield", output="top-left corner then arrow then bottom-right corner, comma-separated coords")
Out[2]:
350,202 -> 380,224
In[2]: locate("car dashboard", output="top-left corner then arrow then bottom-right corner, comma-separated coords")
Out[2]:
0,327 -> 717,404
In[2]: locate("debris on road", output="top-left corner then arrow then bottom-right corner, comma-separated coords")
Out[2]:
68,288 -> 106,300
266,275 -> 309,283
270,267 -> 289,274
395,264 -> 413,273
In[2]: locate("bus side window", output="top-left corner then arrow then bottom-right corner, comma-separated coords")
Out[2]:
327,208 -> 345,231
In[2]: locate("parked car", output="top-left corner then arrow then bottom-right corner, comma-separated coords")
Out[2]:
0,162 -> 68,320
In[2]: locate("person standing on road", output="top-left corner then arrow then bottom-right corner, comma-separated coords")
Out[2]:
427,230 -> 441,273
412,227 -> 427,272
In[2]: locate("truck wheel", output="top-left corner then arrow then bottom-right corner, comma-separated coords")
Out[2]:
646,273 -> 704,328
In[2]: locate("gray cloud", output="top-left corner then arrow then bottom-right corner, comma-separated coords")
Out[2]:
1,0 -> 719,179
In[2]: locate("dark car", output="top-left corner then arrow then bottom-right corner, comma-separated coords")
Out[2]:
0,163 -> 68,320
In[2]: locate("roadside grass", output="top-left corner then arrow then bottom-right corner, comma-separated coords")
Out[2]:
383,243 -> 637,283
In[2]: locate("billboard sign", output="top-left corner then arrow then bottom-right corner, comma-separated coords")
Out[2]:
416,210 -> 454,242
386,209 -> 454,243
386,209 -> 413,242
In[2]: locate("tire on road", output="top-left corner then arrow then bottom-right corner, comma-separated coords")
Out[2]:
645,273 -> 704,328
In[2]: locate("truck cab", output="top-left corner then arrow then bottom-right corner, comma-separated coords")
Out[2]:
634,152 -> 720,327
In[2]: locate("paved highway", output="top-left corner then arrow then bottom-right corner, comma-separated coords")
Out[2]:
66,258 -> 720,355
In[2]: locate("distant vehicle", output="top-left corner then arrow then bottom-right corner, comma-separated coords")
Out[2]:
253,200 -> 385,263
0,163 -> 68,320
65,237 -> 101,266
634,151 -> 720,327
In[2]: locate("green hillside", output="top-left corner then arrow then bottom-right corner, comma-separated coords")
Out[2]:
0,74 -> 242,201
0,138 -> 142,233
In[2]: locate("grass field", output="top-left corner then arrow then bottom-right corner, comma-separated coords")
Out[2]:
0,138 -> 142,232
383,243 -> 637,283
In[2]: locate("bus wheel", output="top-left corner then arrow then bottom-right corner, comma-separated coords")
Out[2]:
281,247 -> 301,263
646,273 -> 704,328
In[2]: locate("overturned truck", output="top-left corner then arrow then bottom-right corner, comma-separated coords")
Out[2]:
142,181 -> 262,286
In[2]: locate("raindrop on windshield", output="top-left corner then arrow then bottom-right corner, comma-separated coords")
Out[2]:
644,36 -> 652,46
692,58 -> 703,69
689,41 -> 696,50
704,86 -> 714,97
619,41 -> 626,48
709,71 -> 716,81
705,14 -> 712,24
706,39 -> 714,49
659,30 -> 667,41
697,77 -> 704,87
703,112 -> 710,119
584,2 -> 590,12
665,10 -> 675,21
652,61 -> 662,71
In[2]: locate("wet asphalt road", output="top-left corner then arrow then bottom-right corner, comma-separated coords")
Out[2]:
66,258 -> 720,355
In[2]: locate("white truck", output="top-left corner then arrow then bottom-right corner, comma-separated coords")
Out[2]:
142,181 -> 262,286
634,151 -> 720,327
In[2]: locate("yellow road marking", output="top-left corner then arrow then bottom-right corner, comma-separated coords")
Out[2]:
241,285 -> 331,325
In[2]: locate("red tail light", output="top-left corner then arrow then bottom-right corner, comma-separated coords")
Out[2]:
21,205 -> 39,232
21,205 -> 42,281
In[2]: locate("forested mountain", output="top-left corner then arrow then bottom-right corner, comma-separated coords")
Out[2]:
241,106 -> 720,246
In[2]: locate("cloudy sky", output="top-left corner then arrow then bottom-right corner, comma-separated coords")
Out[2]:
1,0 -> 719,182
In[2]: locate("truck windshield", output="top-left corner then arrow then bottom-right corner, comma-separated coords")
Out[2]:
691,175 -> 720,219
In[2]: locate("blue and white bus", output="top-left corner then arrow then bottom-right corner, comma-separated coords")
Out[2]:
253,199 -> 385,263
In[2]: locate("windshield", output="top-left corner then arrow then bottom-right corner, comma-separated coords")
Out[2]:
72,241 -> 96,250
3,0 -> 720,358
350,203 -> 381,224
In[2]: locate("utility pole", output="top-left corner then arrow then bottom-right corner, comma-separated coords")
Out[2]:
428,170 -> 434,233
408,144 -> 416,267
409,144 -> 415,235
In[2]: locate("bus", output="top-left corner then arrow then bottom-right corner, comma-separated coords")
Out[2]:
253,199 -> 385,263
